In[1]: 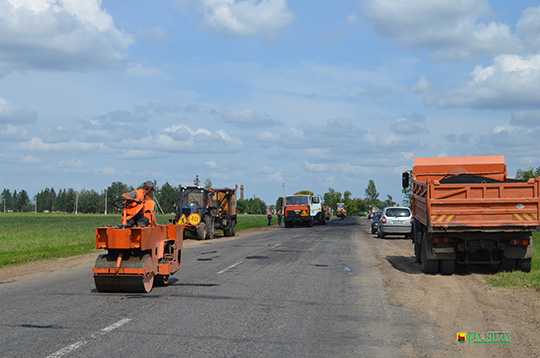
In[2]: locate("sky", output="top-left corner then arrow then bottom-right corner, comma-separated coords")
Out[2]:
1,0 -> 540,206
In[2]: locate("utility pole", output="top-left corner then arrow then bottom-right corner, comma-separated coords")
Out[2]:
74,192 -> 78,215
282,182 -> 285,214
104,190 -> 108,215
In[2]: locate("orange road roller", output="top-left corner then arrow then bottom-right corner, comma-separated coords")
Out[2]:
93,200 -> 184,293
93,224 -> 184,293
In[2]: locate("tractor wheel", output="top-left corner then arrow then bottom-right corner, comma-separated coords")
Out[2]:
205,217 -> 214,239
197,222 -> 207,240
224,219 -> 236,237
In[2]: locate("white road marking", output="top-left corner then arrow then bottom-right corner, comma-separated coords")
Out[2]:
45,318 -> 131,358
217,260 -> 243,274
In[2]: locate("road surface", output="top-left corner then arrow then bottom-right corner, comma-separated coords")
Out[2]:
0,217 -> 471,357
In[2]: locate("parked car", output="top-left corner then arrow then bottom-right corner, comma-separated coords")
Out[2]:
370,211 -> 382,234
378,207 -> 412,239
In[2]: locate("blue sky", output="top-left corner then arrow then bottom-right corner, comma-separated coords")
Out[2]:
1,0 -> 540,206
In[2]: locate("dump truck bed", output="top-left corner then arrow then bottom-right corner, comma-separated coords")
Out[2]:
413,179 -> 540,232
412,155 -> 540,232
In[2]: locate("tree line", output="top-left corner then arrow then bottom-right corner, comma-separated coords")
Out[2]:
1,180 -> 271,215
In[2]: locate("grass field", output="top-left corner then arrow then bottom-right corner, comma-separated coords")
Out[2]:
0,213 -> 269,267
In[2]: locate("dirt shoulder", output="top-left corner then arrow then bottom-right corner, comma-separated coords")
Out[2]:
0,225 -> 277,283
366,219 -> 540,358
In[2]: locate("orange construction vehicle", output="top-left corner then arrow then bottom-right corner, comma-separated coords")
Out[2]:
93,198 -> 184,293
284,190 -> 326,227
404,155 -> 539,275
336,203 -> 347,218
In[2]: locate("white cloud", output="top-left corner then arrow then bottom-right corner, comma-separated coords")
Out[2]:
0,97 -> 37,124
221,109 -> 282,128
0,0 -> 134,71
425,54 -> 540,109
362,0 -> 520,61
199,0 -> 295,38
390,113 -> 428,135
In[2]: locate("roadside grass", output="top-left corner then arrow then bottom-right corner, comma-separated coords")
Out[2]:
0,213 -> 269,268
484,232 -> 540,290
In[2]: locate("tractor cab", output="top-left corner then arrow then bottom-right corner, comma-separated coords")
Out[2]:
178,186 -> 209,218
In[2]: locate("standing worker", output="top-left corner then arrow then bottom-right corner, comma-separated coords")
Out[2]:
267,209 -> 273,226
277,210 -> 283,227
121,180 -> 156,227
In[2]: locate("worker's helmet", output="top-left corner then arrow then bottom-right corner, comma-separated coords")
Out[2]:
143,180 -> 155,190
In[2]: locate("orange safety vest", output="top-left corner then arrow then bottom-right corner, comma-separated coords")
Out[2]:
143,199 -> 156,225
267,210 -> 272,216
125,189 -> 146,220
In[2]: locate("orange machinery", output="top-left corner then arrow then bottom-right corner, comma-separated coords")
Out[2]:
404,155 -> 540,275
93,200 -> 184,293
336,203 -> 347,218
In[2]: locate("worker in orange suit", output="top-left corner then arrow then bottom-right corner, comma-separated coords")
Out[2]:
267,209 -> 273,226
277,210 -> 283,227
121,181 -> 156,227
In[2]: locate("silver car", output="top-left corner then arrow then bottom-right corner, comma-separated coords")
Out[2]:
378,207 -> 412,238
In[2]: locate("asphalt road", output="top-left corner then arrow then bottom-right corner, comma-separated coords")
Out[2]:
0,217 -> 444,358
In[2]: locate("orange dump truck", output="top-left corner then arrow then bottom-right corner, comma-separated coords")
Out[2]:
403,155 -> 539,275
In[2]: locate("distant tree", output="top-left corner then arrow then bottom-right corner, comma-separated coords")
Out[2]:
516,167 -> 540,181
156,182 -> 178,213
106,182 -> 132,213
78,189 -> 101,213
204,178 -> 212,189
364,180 -> 379,209
246,197 -> 266,214
323,188 -> 342,212
275,197 -> 283,211
1,189 -> 13,212
14,190 -> 32,212
402,169 -> 413,207
384,195 -> 395,207
237,198 -> 247,214
193,175 -> 201,186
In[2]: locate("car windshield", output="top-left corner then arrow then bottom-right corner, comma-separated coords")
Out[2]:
373,212 -> 382,220
286,196 -> 309,205
385,208 -> 410,217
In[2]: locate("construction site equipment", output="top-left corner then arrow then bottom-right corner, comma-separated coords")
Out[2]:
404,155 -> 540,275
336,203 -> 347,219
93,199 -> 184,293
173,185 -> 237,240
284,190 -> 326,227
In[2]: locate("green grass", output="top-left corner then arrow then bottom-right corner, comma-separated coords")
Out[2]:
0,213 -> 269,268
484,232 -> 540,290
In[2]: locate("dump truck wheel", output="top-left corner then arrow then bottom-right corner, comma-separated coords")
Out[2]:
499,257 -> 516,272
197,222 -> 207,240
517,258 -> 532,272
439,260 -> 455,275
421,236 -> 439,274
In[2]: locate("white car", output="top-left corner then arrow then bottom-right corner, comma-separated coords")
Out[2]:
378,207 -> 412,239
